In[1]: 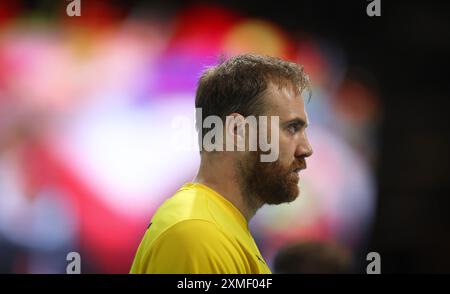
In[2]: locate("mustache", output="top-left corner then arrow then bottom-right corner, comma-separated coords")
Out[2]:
291,158 -> 307,171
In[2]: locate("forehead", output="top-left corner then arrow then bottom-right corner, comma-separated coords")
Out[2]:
262,82 -> 308,122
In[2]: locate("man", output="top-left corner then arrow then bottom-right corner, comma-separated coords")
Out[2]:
130,54 -> 313,274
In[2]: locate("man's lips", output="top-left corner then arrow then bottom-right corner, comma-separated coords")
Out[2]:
292,160 -> 307,172
291,160 -> 307,179
292,165 -> 306,173
291,165 -> 306,181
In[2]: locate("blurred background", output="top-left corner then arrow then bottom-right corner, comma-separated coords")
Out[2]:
0,0 -> 448,273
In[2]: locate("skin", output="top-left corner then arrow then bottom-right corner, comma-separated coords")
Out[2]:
194,81 -> 313,223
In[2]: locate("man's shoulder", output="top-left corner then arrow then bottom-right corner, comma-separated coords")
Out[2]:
146,184 -> 222,242
153,184 -> 214,223
133,218 -> 246,274
156,219 -> 225,244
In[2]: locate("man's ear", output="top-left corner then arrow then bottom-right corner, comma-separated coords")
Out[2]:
225,113 -> 246,151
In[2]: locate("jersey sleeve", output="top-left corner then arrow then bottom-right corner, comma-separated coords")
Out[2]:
138,219 -> 247,274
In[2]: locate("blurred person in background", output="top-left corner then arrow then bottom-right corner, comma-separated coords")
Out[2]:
273,240 -> 353,274
0,111 -> 78,273
130,54 -> 313,274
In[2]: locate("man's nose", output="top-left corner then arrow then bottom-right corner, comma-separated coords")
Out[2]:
295,135 -> 313,158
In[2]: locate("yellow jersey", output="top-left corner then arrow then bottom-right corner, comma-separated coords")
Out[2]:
130,182 -> 272,274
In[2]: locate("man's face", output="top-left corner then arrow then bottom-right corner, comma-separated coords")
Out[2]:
239,82 -> 313,206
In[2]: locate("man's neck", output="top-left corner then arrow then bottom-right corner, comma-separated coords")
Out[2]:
193,156 -> 261,223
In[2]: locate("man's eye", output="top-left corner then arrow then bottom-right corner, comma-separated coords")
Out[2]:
287,125 -> 299,134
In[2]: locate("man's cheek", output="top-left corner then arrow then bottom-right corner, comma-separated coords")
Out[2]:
277,140 -> 294,163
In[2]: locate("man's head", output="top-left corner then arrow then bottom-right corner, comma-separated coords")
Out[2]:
195,54 -> 313,207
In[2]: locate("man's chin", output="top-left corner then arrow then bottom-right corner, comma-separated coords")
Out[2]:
285,181 -> 301,202
286,188 -> 300,202
265,185 -> 299,205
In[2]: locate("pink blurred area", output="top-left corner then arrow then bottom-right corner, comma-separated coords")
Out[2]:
0,3 -> 379,273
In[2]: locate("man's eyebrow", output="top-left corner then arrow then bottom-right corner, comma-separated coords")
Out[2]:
282,118 -> 309,128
